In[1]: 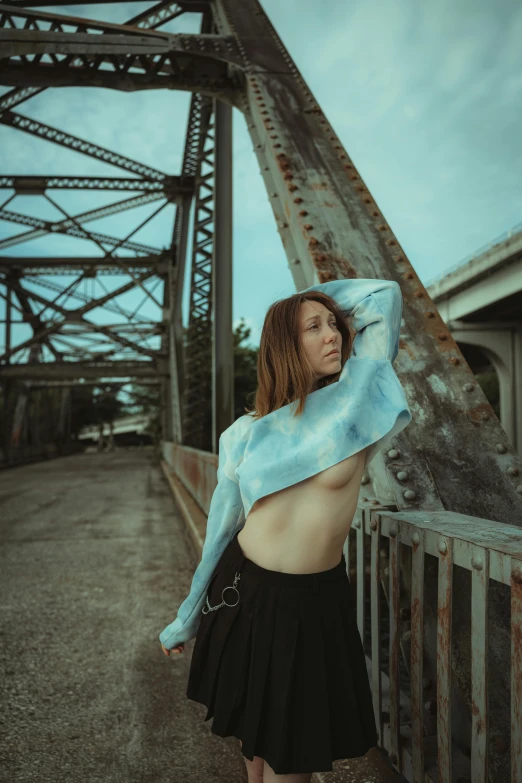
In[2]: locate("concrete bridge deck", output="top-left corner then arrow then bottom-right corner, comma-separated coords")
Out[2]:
0,450 -> 404,783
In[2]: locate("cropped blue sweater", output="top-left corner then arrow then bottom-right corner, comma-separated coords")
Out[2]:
159,277 -> 412,650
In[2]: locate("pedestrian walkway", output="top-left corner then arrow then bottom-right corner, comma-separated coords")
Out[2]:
0,448 -> 407,782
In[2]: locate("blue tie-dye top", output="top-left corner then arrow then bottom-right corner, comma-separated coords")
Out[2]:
159,277 -> 412,650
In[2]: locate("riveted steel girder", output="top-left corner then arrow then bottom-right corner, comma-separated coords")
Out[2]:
0,359 -> 163,379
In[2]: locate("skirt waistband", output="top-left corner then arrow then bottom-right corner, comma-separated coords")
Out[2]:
224,529 -> 347,589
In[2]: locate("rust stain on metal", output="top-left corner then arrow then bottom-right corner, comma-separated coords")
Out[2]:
437,547 -> 453,779
511,570 -> 522,779
309,250 -> 358,281
410,596 -> 421,664
274,151 -> 292,175
469,402 -> 495,425
493,735 -> 508,753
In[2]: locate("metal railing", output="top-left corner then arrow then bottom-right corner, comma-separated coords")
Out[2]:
345,504 -> 522,783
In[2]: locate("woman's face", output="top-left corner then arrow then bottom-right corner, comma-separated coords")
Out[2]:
299,300 -> 341,388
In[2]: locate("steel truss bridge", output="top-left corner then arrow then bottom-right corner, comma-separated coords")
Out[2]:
1,2 -> 522,782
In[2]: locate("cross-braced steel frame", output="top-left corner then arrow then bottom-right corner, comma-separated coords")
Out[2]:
1,1 -> 522,779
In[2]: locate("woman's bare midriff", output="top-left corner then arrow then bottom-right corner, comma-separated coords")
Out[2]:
237,446 -> 368,574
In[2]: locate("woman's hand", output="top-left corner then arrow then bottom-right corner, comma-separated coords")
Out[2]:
161,641 -> 185,656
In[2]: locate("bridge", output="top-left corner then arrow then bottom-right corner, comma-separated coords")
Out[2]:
78,413 -> 152,444
426,220 -> 522,461
1,2 -> 521,782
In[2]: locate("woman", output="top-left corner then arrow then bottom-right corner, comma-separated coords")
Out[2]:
159,277 -> 412,782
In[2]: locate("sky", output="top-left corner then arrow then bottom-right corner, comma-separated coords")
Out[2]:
1,0 -> 521,361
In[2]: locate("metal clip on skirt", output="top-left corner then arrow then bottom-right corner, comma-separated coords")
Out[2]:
202,571 -> 241,615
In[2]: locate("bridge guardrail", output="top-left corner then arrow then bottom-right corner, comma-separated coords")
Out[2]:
346,505 -> 522,783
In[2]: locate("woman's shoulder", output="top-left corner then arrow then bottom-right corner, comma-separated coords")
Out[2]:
222,413 -> 255,443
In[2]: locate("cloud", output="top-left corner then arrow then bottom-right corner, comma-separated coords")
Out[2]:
2,0 -> 522,354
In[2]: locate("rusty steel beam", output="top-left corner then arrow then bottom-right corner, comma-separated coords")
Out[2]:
0,360 -> 164,380
0,27 -> 242,69
2,1 -> 208,8
0,255 -> 166,274
26,378 -> 161,388
0,111 -> 170,178
0,175 -> 194,195
0,204 -> 164,255
0,274 -> 160,362
1,0 -> 208,8
207,0 -> 522,514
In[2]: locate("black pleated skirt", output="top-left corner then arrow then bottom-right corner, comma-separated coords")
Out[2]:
186,529 -> 378,775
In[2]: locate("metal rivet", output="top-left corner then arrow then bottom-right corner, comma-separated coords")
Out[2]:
496,443 -> 507,454
412,531 -> 420,545
471,555 -> 483,570
396,470 -> 408,481
389,524 -> 397,538
353,520 -> 360,529
463,383 -> 475,392
404,489 -> 417,500
438,539 -> 448,555
361,475 -> 369,485
370,519 -> 377,531
387,449 -> 400,459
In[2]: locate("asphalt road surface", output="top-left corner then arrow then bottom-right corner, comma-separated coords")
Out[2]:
0,448 -> 249,783
0,448 -> 405,783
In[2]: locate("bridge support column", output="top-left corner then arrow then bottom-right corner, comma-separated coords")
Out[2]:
212,97 -> 234,454
453,323 -> 522,460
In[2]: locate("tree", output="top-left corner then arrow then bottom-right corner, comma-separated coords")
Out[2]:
232,318 -> 259,420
